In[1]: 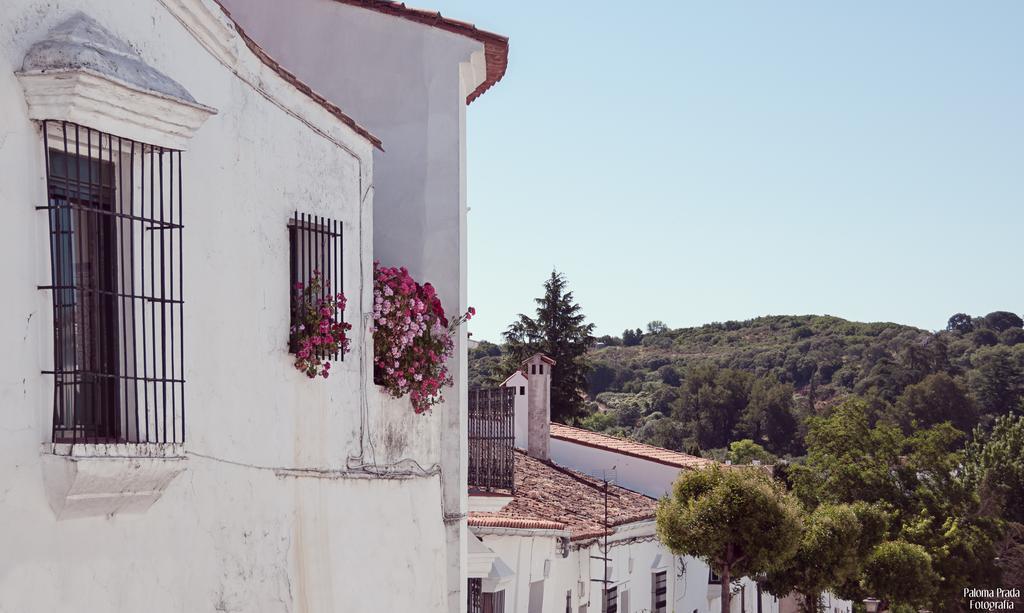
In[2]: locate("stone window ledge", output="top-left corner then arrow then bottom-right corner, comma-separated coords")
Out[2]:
40,442 -> 186,520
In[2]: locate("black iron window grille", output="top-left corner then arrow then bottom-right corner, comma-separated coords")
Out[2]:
652,571 -> 667,612
288,212 -> 343,358
468,579 -> 483,613
39,120 -> 185,445
468,387 -> 516,493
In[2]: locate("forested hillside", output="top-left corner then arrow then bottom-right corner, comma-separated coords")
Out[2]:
470,311 -> 1024,459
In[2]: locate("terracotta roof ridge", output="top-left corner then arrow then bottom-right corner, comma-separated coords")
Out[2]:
549,422 -> 714,470
468,514 -> 567,532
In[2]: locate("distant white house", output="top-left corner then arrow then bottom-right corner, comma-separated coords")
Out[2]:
0,0 -> 507,611
465,353 -> 831,613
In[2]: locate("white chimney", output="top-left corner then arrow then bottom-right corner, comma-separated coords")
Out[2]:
522,353 -> 554,461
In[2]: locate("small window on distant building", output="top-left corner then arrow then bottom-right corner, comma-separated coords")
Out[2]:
539,364 -> 544,374
602,586 -> 617,613
531,364 -> 537,375
483,590 -> 505,613
709,569 -> 722,584
652,571 -> 667,612
565,590 -> 572,613
528,581 -> 545,613
520,386 -> 526,396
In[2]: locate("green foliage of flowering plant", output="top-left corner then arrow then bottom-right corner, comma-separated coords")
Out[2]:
291,271 -> 352,379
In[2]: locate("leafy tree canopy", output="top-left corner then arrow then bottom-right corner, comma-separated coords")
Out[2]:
657,465 -> 802,613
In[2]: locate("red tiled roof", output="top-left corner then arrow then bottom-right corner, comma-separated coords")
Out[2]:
328,0 -> 509,104
469,451 -> 656,542
468,516 -> 566,532
550,423 -> 716,471
213,0 -> 383,150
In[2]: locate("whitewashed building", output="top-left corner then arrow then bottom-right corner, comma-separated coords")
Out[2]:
469,354 -> 793,613
0,0 -> 506,611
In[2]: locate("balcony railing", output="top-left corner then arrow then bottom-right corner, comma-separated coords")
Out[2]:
468,386 -> 515,493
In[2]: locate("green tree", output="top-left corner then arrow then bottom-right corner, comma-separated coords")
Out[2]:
965,413 -> 1024,523
675,366 -> 754,450
891,372 -> 976,433
656,466 -> 802,613
982,311 -> 1024,333
647,320 -> 669,335
739,378 -> 797,455
503,271 -> 595,422
621,328 -> 643,346
862,540 -> 935,609
762,503 -> 883,613
947,312 -> 974,333
792,399 -> 904,507
969,346 -> 1024,416
726,439 -> 775,465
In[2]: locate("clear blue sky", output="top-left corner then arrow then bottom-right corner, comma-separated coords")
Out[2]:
440,1 -> 1024,342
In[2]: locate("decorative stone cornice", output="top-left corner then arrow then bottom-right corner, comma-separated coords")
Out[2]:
18,68 -> 216,150
16,12 -> 216,150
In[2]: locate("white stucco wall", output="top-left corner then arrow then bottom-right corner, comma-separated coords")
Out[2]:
474,521 -> 761,613
217,4 -> 489,609
503,371 -> 529,450
0,1 -> 452,611
551,438 -> 686,500
548,439 -> 783,613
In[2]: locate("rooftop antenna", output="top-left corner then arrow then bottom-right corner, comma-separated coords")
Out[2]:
589,466 -> 617,607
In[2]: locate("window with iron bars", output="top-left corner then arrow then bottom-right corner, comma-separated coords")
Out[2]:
651,571 -> 667,612
602,586 -> 618,613
468,578 -> 483,613
40,120 -> 185,445
287,212 -> 343,358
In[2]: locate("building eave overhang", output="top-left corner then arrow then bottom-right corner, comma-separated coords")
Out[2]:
327,0 -> 508,104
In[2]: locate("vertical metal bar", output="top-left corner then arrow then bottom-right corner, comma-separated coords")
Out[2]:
168,150 -> 176,443
72,124 -> 83,446
301,212 -> 307,355
290,211 -> 298,353
117,135 -> 129,442
139,143 -> 150,443
177,151 -> 185,443
107,131 -> 119,440
158,148 -> 168,444
43,122 -> 60,443
344,217 -> 348,360
86,126 -> 98,443
149,145 -> 157,442
333,218 -> 339,360
325,217 -> 332,360
129,140 -> 141,442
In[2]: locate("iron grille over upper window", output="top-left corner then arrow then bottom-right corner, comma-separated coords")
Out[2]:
40,121 -> 184,445
651,571 -> 667,612
468,579 -> 483,613
468,387 -> 516,493
288,212 -> 343,358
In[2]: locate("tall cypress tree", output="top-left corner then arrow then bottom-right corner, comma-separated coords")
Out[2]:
503,271 -> 595,423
